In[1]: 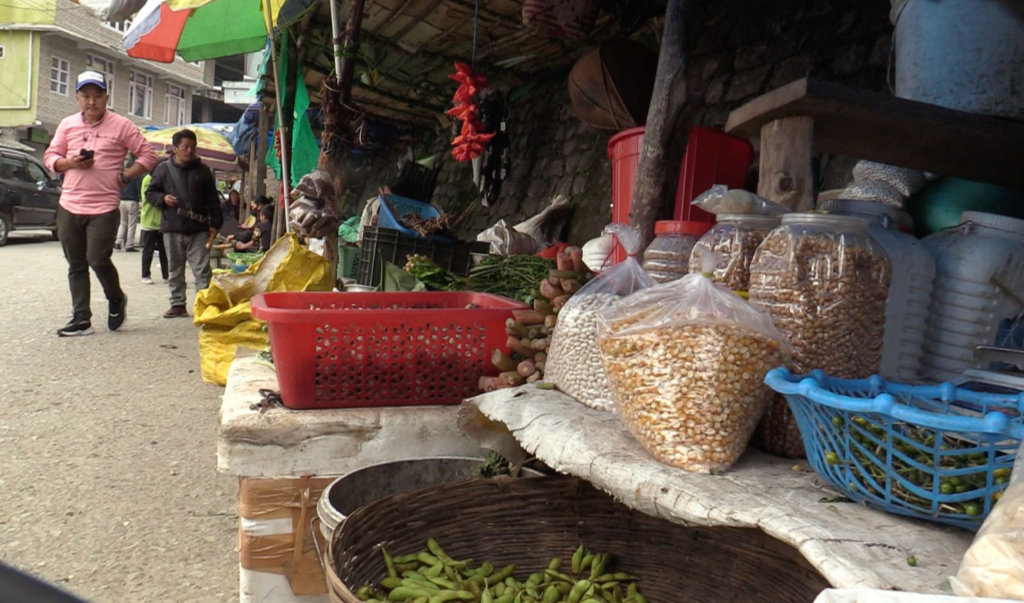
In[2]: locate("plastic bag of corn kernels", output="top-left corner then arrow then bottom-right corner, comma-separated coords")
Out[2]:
546,223 -> 653,411
596,253 -> 790,473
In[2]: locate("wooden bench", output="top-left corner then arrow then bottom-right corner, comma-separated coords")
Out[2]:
725,77 -> 1024,210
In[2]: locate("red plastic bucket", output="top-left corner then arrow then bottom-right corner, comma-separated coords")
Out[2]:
607,126 -> 645,225
606,127 -> 645,263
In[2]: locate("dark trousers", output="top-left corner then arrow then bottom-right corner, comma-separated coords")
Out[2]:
140,229 -> 168,279
57,205 -> 123,322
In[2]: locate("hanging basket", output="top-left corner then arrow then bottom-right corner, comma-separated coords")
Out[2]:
568,39 -> 658,131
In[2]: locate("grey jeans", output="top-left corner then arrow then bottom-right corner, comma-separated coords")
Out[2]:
116,200 -> 140,248
163,231 -> 211,308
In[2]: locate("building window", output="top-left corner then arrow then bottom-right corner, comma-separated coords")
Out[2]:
89,55 -> 115,107
129,70 -> 153,119
165,84 -> 187,125
50,56 -> 69,95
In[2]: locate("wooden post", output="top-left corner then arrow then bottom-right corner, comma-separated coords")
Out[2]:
338,0 -> 366,105
756,117 -> 815,211
255,105 -> 270,200
629,0 -> 688,251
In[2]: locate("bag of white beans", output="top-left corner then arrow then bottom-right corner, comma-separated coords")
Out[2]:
546,224 -> 653,411
595,254 -> 790,473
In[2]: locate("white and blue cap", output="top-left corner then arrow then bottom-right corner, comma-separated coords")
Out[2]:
75,70 -> 107,92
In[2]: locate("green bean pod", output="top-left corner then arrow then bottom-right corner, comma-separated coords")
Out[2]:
426,576 -> 457,590
387,585 -> 432,601
571,545 -> 585,574
544,569 -> 577,581
489,563 -> 516,584
380,576 -> 403,590
475,562 -> 494,577
426,589 -> 475,603
541,584 -> 561,603
383,547 -> 398,579
567,579 -> 592,603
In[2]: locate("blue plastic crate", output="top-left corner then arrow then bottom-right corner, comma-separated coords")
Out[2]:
376,193 -> 450,240
765,367 -> 1024,530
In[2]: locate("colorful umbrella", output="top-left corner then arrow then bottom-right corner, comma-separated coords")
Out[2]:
142,125 -> 240,172
123,0 -> 291,63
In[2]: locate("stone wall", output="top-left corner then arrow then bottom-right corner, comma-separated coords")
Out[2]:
426,0 -> 893,245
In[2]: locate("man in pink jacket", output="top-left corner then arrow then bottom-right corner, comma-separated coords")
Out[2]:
44,70 -> 158,337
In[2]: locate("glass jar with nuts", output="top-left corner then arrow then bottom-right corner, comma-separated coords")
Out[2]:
687,214 -> 781,291
748,213 -> 892,457
597,271 -> 788,473
640,220 -> 711,284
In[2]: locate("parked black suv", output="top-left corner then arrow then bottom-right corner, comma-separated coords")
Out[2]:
0,148 -> 60,245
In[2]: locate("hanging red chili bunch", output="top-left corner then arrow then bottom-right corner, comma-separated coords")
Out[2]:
447,61 -> 494,162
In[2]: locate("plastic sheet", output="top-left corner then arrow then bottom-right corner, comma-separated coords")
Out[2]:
195,234 -> 333,385
951,442 -> 1024,600
545,224 -> 652,411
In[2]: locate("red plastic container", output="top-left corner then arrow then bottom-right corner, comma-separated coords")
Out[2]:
607,126 -> 646,226
250,291 -> 528,409
606,126 -> 754,263
675,126 -> 754,222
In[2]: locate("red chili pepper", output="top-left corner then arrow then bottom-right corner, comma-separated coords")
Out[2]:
448,61 -> 493,162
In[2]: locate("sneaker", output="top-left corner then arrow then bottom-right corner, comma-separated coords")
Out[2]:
125,247 -> 139,253
163,305 -> 188,318
114,242 -> 122,251
108,295 -> 127,331
57,319 -> 94,337
141,277 -> 154,285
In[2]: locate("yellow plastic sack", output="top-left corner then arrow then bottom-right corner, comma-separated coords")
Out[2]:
195,234 -> 334,385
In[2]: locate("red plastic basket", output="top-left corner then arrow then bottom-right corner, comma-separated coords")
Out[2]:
250,291 -> 528,409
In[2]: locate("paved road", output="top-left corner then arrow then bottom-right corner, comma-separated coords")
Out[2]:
0,230 -> 238,602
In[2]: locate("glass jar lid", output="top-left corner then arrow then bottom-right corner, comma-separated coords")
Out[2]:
780,212 -> 869,232
716,213 -> 782,230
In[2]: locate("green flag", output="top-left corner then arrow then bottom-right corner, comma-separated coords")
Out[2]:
265,30 -> 319,187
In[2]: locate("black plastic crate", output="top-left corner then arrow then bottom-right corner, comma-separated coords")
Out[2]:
356,226 -> 489,287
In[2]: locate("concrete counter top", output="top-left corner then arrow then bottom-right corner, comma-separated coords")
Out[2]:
464,384 -> 974,594
217,354 -> 483,478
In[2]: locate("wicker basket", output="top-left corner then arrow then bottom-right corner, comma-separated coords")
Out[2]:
326,476 -> 829,602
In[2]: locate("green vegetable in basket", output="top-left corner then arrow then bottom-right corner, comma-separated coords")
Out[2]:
357,540 -> 647,603
830,413 -> 1009,522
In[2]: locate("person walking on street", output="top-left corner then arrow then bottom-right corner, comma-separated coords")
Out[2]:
115,157 -> 142,252
138,173 -> 168,284
43,70 -> 157,337
145,129 -> 223,318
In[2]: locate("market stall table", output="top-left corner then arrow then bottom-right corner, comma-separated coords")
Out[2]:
218,353 -> 484,603
463,384 -> 975,595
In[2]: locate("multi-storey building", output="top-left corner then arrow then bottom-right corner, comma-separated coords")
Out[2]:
0,0 -> 236,159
